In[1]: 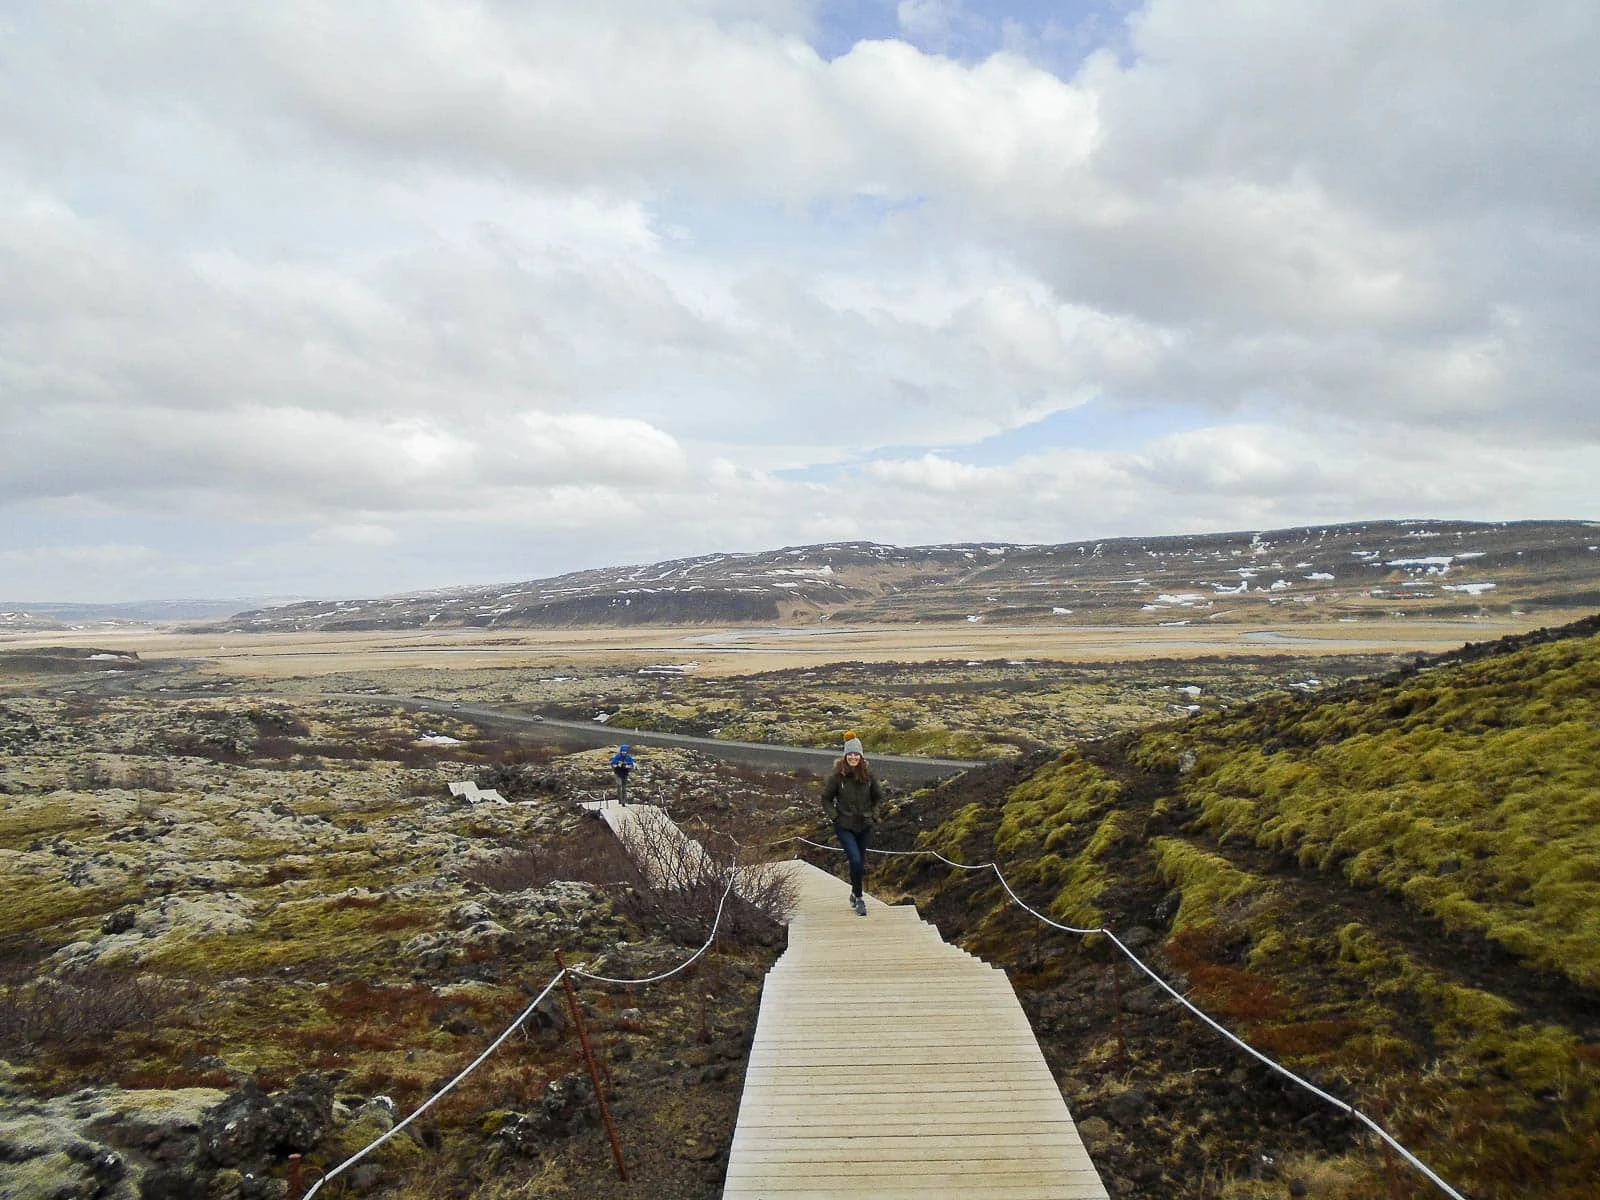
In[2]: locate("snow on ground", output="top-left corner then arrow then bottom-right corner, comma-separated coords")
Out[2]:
1387,557 -> 1454,571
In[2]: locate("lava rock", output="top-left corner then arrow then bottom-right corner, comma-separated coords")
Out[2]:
197,1074 -> 334,1169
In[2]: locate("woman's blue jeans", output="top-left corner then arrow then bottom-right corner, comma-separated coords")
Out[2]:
835,824 -> 870,898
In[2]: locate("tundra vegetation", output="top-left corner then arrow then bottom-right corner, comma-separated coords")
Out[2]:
2,616 -> 1597,1198
275,650 -> 1397,759
0,667 -> 806,1200
871,614 -> 1600,1199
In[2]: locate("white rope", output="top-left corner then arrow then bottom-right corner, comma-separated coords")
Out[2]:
302,855 -> 740,1192
567,869 -> 739,986
303,970 -> 567,1199
786,832 -> 1469,1200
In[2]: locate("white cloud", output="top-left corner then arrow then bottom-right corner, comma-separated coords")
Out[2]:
866,454 -> 997,493
0,543 -> 162,573
309,523 -> 399,547
1,2 -> 1597,600
1137,426 -> 1315,495
495,414 -> 690,486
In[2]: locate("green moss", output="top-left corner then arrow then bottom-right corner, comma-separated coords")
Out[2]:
147,894 -> 436,974
1127,731 -> 1189,775
881,627 -> 1600,1198
1243,928 -> 1289,970
825,722 -> 998,759
314,1112 -> 424,1172
998,807 -> 1123,932
1152,838 -> 1271,937
995,751 -> 1120,857
1176,630 -> 1600,987
0,876 -> 131,941
919,802 -> 990,861
1046,859 -> 1107,928
0,803 -> 97,850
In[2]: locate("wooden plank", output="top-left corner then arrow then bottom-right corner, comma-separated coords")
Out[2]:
732,1100 -> 1073,1121
723,1170 -> 1108,1193
739,1088 -> 1075,1107
724,1189 -> 1101,1200
725,1136 -> 1087,1161
732,1112 -> 1080,1132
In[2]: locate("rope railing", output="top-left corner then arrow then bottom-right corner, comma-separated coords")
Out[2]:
294,802 -> 1468,1200
568,870 -> 737,986
780,833 -> 1470,1200
301,971 -> 567,1199
299,868 -> 739,1197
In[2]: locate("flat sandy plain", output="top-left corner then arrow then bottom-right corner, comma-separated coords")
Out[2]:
1,610 -> 1579,680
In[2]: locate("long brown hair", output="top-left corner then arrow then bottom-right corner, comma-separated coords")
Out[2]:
832,756 -> 872,785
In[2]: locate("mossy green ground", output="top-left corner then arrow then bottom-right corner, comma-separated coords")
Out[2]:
273,653 -> 1397,760
0,687 -> 787,1199
9,626 -> 1597,1198
1180,632 -> 1600,988
878,621 -> 1600,1199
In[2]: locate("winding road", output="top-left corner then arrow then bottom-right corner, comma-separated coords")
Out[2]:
358,694 -> 984,787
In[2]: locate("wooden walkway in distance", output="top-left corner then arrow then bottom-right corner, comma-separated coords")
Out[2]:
581,798 -> 714,886
724,859 -> 1109,1199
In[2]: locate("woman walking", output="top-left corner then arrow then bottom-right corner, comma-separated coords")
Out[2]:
822,733 -> 883,916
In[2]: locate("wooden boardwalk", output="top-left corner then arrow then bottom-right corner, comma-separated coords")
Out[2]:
582,803 -> 1108,1198
724,859 -> 1109,1199
582,798 -> 714,886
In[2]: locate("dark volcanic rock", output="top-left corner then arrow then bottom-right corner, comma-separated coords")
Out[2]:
197,1075 -> 334,1168
537,1072 -> 597,1134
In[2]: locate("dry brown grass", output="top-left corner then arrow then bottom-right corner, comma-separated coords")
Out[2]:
3,614 -> 1580,681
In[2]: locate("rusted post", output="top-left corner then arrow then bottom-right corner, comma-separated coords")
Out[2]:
554,952 -> 629,1182
1383,1144 -> 1406,1200
1110,957 -> 1127,1062
1370,1098 -> 1406,1200
287,1154 -> 303,1200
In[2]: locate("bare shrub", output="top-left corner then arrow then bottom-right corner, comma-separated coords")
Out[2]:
464,823 -> 642,893
0,964 -> 191,1054
69,760 -> 115,790
473,760 -> 567,800
614,811 -> 797,948
124,762 -> 176,791
481,741 -> 560,769
398,771 -> 444,798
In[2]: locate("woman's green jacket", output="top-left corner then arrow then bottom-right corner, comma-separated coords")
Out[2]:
822,770 -> 883,834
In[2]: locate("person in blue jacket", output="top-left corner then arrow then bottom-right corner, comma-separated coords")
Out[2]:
609,745 -> 635,804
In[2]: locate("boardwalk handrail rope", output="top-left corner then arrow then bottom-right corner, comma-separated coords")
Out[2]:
567,870 -> 738,986
781,834 -> 1469,1200
299,869 -> 738,1198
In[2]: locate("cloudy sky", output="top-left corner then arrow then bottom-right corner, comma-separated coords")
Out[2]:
3,1 -> 1597,602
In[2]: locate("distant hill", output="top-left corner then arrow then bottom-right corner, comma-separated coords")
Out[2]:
875,611 -> 1600,1197
214,518 -> 1600,632
0,598 -> 303,631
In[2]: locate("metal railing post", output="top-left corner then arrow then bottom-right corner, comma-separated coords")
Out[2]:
554,951 -> 629,1181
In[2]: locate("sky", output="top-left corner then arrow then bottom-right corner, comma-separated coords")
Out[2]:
2,1 -> 1598,603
